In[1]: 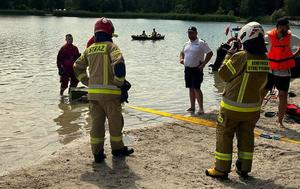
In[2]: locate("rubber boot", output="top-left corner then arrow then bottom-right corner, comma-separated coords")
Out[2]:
94,150 -> 106,163
112,146 -> 134,157
235,160 -> 249,178
205,168 -> 228,179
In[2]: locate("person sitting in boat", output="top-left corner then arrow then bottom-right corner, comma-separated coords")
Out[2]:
141,30 -> 147,37
151,28 -> 157,37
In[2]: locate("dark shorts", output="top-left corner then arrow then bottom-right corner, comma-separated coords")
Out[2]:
184,67 -> 204,89
265,73 -> 290,92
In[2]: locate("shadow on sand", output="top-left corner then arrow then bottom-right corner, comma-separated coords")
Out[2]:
81,157 -> 140,188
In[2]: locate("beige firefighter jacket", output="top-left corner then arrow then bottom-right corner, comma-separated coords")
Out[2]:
219,50 -> 268,114
73,42 -> 125,101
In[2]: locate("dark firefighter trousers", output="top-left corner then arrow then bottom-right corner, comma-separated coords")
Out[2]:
89,98 -> 125,155
215,108 -> 260,173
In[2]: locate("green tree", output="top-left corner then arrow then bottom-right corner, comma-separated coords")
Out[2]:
30,0 -> 46,10
64,0 -> 73,10
218,0 -> 240,15
70,0 -> 80,10
101,0 -> 122,12
262,0 -> 283,15
285,0 -> 300,16
79,0 -> 100,11
185,0 -> 218,14
158,0 -> 175,12
0,0 -> 30,9
47,0 -> 64,10
0,0 -> 11,9
14,0 -> 30,9
218,0 -> 234,12
240,0 -> 264,18
121,0 -> 137,12
54,0 -> 65,9
271,8 -> 286,22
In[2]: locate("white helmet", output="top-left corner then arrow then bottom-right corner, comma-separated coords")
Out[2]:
238,22 -> 264,44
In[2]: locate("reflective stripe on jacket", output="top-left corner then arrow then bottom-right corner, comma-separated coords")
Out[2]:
219,51 -> 268,113
267,28 -> 295,70
73,42 -> 125,100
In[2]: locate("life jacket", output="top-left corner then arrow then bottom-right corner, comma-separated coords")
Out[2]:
267,28 -> 295,70
286,104 -> 300,117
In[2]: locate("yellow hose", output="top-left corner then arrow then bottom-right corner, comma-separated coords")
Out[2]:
128,105 -> 300,145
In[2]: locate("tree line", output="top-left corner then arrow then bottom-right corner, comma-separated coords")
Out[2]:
1,0 -> 300,18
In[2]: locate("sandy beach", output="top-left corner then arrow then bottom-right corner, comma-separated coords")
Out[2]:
1,80 -> 300,189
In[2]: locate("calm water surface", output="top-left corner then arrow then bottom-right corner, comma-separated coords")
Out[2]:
1,16 -> 299,175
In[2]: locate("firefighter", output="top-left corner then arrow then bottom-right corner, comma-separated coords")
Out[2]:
57,34 -> 80,96
205,22 -> 269,178
73,17 -> 134,163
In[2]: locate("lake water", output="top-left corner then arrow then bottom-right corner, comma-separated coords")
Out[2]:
1,16 -> 299,175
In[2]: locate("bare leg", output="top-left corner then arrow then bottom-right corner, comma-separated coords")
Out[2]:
60,89 -> 65,96
277,90 -> 288,127
195,88 -> 204,114
261,89 -> 269,105
187,88 -> 195,112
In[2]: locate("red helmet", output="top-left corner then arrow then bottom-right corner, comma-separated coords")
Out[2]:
94,17 -> 114,35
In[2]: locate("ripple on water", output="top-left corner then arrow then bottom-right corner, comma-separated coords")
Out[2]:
0,17 -> 283,175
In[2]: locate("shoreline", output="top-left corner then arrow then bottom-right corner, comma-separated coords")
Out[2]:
2,10 -> 300,26
0,80 -> 299,188
0,9 -> 237,22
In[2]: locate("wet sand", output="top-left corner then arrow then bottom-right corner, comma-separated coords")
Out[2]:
1,80 -> 300,189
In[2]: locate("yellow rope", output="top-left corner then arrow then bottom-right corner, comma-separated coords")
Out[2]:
128,105 -> 300,145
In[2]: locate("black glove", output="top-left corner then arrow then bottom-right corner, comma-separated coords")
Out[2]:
58,67 -> 64,76
120,80 -> 131,103
227,41 -> 239,54
120,90 -> 129,103
233,41 -> 239,49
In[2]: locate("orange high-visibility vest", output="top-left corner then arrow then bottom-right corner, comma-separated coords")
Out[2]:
267,28 -> 295,70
